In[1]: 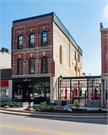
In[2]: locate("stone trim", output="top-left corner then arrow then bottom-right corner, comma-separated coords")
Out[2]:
11,73 -> 52,78
102,73 -> 108,76
12,45 -> 52,52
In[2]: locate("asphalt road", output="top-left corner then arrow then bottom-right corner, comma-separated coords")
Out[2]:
0,113 -> 108,135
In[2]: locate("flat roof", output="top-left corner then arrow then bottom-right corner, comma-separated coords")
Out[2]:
13,12 -> 83,56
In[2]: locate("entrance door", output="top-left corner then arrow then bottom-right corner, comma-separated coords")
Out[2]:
23,82 -> 34,102
23,82 -> 29,101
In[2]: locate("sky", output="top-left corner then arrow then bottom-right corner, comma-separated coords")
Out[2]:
0,0 -> 108,76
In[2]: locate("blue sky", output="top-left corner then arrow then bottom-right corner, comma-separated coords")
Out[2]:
0,0 -> 108,76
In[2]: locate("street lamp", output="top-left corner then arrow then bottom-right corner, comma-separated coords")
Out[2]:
59,75 -> 63,106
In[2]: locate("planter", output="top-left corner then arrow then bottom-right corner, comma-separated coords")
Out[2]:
29,108 -> 33,111
72,108 -> 87,113
84,100 -> 101,107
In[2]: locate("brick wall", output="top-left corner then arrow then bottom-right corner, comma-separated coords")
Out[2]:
101,31 -> 108,73
12,15 -> 55,76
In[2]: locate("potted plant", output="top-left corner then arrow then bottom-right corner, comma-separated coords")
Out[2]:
36,108 -> 39,111
40,101 -> 46,109
11,103 -> 15,107
74,102 -> 80,109
17,105 -> 21,108
49,107 -> 53,112
27,106 -> 33,111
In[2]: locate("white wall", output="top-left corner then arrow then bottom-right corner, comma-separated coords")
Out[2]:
52,22 -> 83,101
0,51 -> 11,69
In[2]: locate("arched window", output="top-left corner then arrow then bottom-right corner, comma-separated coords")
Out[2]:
42,31 -> 47,46
29,58 -> 35,74
18,35 -> 23,49
29,33 -> 35,48
18,59 -> 23,75
42,57 -> 47,73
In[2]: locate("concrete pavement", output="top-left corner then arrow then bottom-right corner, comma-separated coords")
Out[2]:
0,113 -> 107,135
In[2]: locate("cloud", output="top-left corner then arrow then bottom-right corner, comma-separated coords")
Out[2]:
101,4 -> 108,22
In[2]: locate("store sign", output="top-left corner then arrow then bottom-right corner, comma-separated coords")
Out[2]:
23,78 -> 31,82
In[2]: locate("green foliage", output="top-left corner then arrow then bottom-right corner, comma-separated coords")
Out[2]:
16,84 -> 21,88
98,108 -> 102,111
4,103 -> 7,106
74,102 -> 80,109
14,96 -> 18,99
1,100 -> 4,104
36,108 -> 39,111
11,103 -> 15,107
50,107 -> 53,111
37,82 -> 44,93
40,101 -> 46,109
58,99 -> 60,100
45,81 -> 50,87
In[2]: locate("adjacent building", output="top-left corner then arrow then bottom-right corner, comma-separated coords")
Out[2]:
0,48 -> 11,69
0,48 -> 12,102
11,12 -> 83,104
100,23 -> 108,108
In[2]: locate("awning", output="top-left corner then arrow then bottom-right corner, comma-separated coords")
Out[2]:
0,81 -> 8,86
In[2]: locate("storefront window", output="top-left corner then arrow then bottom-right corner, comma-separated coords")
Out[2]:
14,83 -> 23,101
1,89 -> 8,97
13,80 -> 50,103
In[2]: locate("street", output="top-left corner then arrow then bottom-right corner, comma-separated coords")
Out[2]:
0,113 -> 108,135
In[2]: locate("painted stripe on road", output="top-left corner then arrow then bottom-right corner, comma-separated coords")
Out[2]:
0,124 -> 82,135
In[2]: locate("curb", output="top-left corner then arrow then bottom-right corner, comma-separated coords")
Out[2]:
0,109 -> 108,119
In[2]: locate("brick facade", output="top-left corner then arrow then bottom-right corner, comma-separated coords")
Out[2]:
12,15 -> 55,76
100,23 -> 108,107
101,28 -> 108,73
11,13 -> 83,104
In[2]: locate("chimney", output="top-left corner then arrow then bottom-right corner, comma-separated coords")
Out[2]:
6,49 -> 9,53
100,23 -> 103,29
1,47 -> 6,52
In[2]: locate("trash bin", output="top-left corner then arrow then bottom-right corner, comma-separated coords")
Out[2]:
62,101 -> 67,106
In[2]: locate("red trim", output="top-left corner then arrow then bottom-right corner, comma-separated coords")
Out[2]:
0,81 -> 8,86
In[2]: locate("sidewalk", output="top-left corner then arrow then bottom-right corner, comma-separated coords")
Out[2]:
0,107 -> 107,119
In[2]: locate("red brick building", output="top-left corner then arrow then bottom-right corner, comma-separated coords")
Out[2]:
11,12 -> 83,104
100,23 -> 108,108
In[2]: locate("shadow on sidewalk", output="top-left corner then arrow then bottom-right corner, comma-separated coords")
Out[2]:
23,114 -> 108,125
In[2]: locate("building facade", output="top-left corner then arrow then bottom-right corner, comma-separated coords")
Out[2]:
0,48 -> 12,102
11,12 -> 83,104
100,23 -> 108,108
0,48 -> 11,69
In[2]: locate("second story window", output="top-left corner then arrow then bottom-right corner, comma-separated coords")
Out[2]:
29,58 -> 35,74
18,59 -> 23,75
30,33 -> 35,48
18,35 -> 23,49
74,51 -> 76,60
42,56 -> 47,73
42,31 -> 47,46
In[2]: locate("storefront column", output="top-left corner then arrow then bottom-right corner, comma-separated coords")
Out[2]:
50,76 -> 54,103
